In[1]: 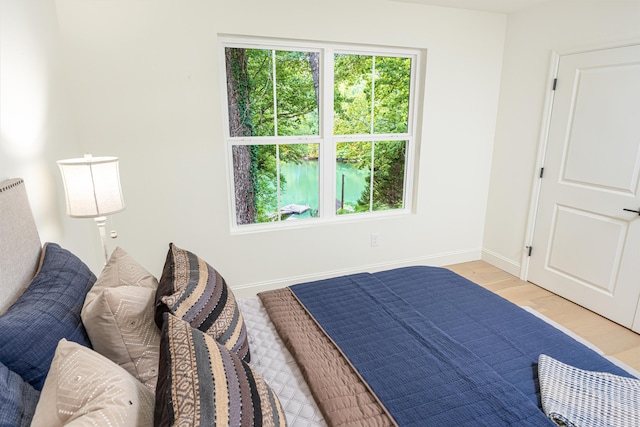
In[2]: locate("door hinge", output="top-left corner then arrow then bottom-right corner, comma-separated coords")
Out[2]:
526,246 -> 533,257
552,79 -> 557,90
539,167 -> 544,178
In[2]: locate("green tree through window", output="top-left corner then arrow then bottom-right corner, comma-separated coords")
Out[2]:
224,40 -> 417,226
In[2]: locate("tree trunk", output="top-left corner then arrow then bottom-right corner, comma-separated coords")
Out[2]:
225,48 -> 255,225
308,52 -> 320,110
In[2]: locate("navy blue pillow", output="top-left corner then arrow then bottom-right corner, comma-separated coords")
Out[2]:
0,243 -> 96,390
0,361 -> 40,427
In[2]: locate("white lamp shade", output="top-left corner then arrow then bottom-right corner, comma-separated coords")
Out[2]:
57,155 -> 125,218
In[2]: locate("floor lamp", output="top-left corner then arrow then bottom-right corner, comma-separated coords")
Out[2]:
57,154 -> 125,264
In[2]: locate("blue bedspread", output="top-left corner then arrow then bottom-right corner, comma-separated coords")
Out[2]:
290,266 -> 633,426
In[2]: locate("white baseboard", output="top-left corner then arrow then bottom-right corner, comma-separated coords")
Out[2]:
481,249 -> 520,276
232,248 -> 482,298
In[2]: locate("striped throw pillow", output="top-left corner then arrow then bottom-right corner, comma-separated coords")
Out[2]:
154,243 -> 250,362
155,313 -> 286,427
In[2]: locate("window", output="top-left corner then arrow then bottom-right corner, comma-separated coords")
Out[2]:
222,38 -> 419,228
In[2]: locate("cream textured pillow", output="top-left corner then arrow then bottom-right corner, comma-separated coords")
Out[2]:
31,339 -> 154,427
81,247 -> 160,391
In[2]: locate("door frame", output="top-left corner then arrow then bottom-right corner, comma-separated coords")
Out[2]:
520,38 -> 640,282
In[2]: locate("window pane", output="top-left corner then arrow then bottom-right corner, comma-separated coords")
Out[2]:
253,144 -> 279,222
334,54 -> 411,136
279,144 -> 319,220
276,51 -> 319,136
372,140 -> 406,211
233,144 -> 319,225
247,49 -> 275,136
225,48 -> 273,137
226,48 -> 319,137
334,55 -> 373,135
373,57 -> 411,134
336,141 -> 372,215
232,144 -> 278,224
335,140 -> 406,214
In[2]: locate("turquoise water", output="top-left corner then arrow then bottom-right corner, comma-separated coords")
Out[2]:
279,160 -> 368,215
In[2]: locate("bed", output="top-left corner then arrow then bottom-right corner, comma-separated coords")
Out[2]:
1,177 -> 638,427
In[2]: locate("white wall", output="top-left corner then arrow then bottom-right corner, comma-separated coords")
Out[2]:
0,0 -> 94,260
483,0 -> 640,275
2,0 -> 505,292
43,0 -> 506,292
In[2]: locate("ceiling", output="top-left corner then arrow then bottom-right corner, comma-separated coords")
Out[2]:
387,0 -> 554,14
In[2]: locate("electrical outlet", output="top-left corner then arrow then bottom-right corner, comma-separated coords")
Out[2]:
371,233 -> 380,247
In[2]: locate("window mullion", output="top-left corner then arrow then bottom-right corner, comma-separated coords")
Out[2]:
272,49 -> 278,137
320,48 -> 335,219
369,141 -> 375,212
370,56 -> 376,134
276,144 -> 281,221
271,50 -> 281,221
369,57 -> 376,212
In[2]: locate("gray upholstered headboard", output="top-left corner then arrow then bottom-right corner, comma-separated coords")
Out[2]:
0,178 -> 42,314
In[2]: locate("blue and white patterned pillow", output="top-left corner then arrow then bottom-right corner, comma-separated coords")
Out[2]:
538,354 -> 640,427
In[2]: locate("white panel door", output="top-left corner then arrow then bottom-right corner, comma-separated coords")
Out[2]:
528,45 -> 640,330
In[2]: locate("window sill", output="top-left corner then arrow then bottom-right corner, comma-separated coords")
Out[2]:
229,208 -> 412,235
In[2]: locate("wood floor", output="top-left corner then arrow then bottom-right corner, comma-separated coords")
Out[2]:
446,260 -> 640,372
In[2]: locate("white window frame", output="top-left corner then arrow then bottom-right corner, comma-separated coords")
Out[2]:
219,36 -> 421,233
